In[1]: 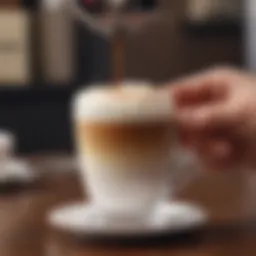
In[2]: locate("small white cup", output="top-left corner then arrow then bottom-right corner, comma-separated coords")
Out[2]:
0,130 -> 15,160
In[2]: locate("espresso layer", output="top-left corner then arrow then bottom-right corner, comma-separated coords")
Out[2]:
77,121 -> 173,165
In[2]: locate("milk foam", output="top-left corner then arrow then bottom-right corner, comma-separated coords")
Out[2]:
73,81 -> 172,123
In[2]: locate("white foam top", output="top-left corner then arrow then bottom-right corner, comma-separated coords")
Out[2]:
73,82 -> 172,123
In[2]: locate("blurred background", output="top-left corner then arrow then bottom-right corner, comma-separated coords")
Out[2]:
0,0 -> 245,154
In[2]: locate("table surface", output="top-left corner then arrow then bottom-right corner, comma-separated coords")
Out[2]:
0,155 -> 256,256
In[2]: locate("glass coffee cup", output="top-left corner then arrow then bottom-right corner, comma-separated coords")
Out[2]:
72,82 -> 199,221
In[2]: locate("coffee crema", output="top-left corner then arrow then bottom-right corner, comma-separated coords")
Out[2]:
73,82 -> 172,124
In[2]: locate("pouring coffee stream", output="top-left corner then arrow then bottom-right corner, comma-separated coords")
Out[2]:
111,25 -> 126,85
70,0 -> 128,85
109,0 -> 127,85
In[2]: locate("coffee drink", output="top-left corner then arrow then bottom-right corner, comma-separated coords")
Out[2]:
72,82 -> 175,216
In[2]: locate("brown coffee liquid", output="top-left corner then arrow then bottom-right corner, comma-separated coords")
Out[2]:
111,26 -> 126,85
77,121 -> 173,164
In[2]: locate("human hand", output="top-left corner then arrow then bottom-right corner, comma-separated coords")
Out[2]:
170,67 -> 256,171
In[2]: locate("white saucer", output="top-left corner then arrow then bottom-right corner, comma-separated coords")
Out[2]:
48,202 -> 208,237
0,160 -> 38,184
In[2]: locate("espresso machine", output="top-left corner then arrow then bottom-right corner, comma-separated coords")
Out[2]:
73,0 -> 158,84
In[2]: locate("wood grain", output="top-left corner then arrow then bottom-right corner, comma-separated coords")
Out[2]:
0,155 -> 254,256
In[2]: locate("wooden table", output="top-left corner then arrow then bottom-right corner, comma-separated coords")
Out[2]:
0,155 -> 255,256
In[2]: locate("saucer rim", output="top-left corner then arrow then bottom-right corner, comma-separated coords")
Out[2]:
48,201 -> 208,237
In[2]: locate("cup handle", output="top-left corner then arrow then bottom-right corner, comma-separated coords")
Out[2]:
169,145 -> 201,194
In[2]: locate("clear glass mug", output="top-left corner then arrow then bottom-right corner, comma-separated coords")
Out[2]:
72,83 -> 200,221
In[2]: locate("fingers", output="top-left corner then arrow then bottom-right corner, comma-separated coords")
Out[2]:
172,77 -> 230,110
175,103 -> 237,132
194,138 -> 234,170
165,67 -> 249,171
169,67 -> 245,108
208,140 -> 233,161
174,82 -> 228,109
186,133 -> 242,172
180,125 -> 248,171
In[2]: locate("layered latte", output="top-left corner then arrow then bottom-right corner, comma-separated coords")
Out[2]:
72,82 -> 175,215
